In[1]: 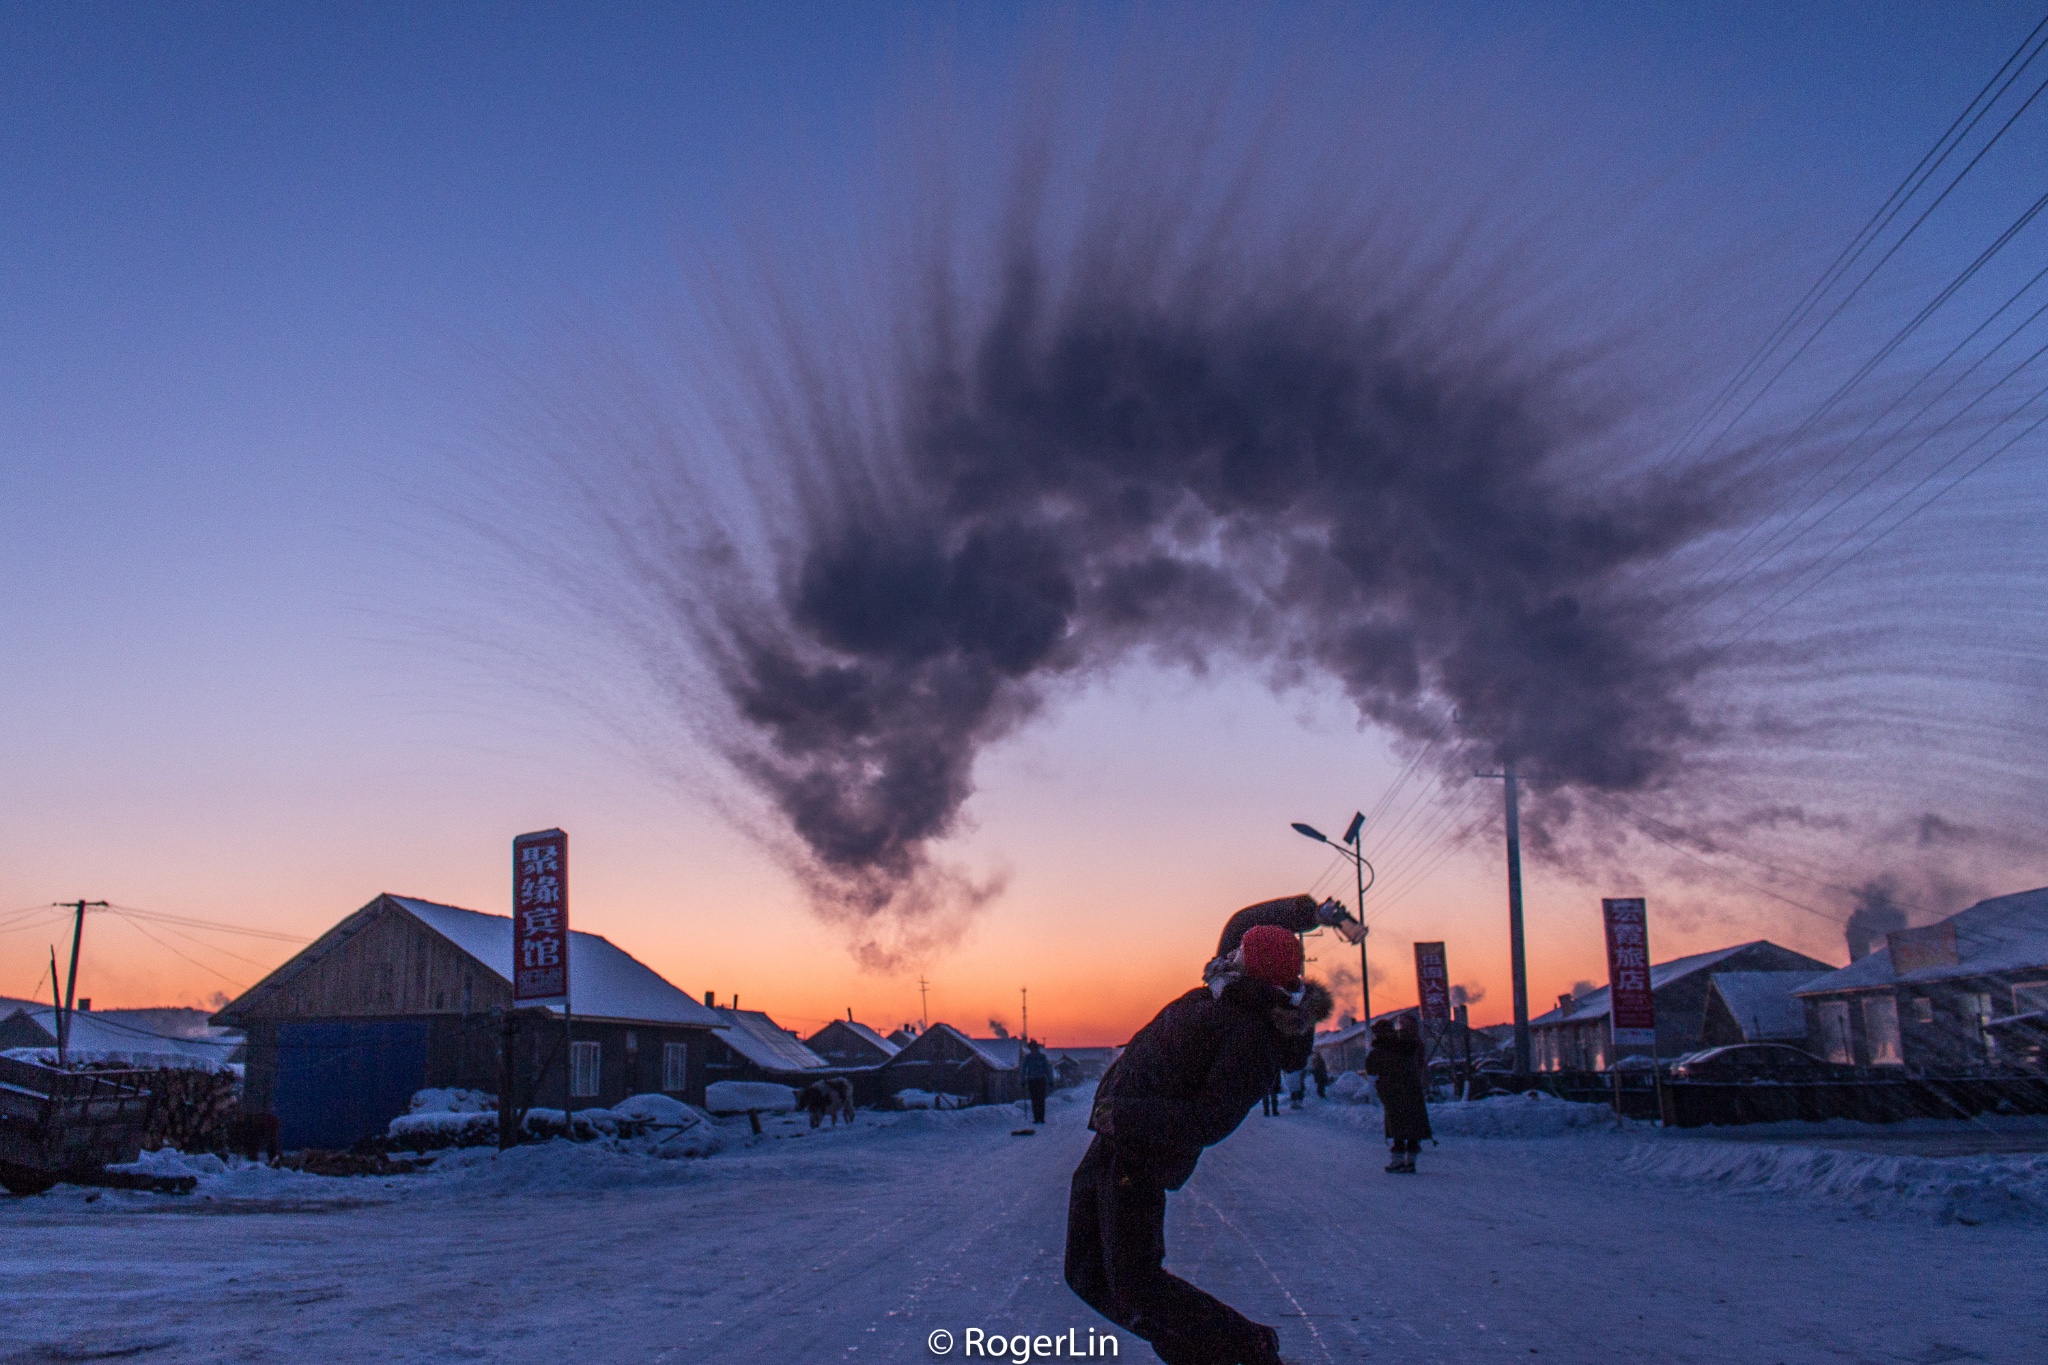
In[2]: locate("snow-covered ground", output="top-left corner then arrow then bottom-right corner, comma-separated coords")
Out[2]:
2,1088 -> 2042,1363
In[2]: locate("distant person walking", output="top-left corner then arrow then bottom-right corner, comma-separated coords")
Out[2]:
1364,1015 -> 1432,1173
1066,895 -> 1335,1365
1310,1051 -> 1330,1099
1022,1040 -> 1054,1124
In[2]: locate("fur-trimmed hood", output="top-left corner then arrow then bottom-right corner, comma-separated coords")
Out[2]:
1202,951 -> 1334,1036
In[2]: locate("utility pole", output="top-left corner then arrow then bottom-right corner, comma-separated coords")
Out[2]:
54,899 -> 107,1068
1020,986 -> 1028,1045
1475,766 -> 1531,1078
1345,812 -> 1370,1024
918,976 -> 930,1030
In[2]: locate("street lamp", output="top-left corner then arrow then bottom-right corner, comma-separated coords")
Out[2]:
1292,814 -> 1375,1023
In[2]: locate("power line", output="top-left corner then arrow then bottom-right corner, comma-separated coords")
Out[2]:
1689,257 -> 2048,608
1658,12 -> 2048,475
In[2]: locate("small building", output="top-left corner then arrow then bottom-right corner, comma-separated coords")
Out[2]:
0,1006 -> 242,1072
1530,940 -> 1834,1071
213,894 -> 725,1150
1796,886 -> 2048,1071
1315,1020 -> 1373,1074
1046,1045 -> 1120,1081
882,1022 -> 1022,1105
1698,972 -> 1825,1047
805,1019 -> 902,1068
704,1006 -> 831,1085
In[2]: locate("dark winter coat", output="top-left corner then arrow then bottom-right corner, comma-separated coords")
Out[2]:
1089,975 -> 1333,1190
1214,895 -> 1323,957
1364,1034 -> 1432,1142
1021,1048 -> 1054,1084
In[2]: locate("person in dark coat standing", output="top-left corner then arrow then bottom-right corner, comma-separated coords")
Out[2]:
1066,898 -> 1335,1365
1309,1051 -> 1330,1100
1022,1040 -> 1054,1124
1364,1015 -> 1432,1173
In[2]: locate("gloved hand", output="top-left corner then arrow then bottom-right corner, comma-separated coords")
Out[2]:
1316,897 -> 1365,944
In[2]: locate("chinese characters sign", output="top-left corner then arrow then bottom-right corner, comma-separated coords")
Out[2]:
513,829 -> 569,1003
1413,942 -> 1452,1022
1602,898 -> 1655,1047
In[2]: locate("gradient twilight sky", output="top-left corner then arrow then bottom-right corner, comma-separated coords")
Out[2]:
6,3 -> 2046,1044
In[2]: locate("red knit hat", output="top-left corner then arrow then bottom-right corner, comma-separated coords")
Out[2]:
1240,925 -> 1304,988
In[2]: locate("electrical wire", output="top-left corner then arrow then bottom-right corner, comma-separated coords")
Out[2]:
1655,12 -> 2048,475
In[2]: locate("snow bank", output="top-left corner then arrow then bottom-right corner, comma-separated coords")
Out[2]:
409,1087 -> 495,1114
1316,1090 -> 1636,1138
1624,1137 -> 2048,1225
704,1081 -> 796,1114
1326,1072 -> 1373,1104
613,1093 -> 707,1129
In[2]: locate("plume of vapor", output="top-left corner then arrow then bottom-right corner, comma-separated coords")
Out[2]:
518,34 -> 1922,967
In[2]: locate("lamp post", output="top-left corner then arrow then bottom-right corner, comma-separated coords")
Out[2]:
1291,815 -> 1374,1023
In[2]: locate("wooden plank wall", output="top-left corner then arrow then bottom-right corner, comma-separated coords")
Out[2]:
245,900 -> 514,1019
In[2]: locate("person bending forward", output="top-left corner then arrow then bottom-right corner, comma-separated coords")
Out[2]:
1066,897 -> 1334,1365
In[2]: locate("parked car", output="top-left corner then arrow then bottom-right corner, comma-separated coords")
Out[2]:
1668,1044 -> 1845,1082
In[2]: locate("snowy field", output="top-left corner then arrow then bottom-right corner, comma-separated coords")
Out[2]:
3,1089 -> 2045,1365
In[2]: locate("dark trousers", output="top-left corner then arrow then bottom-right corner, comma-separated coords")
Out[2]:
1392,1138 -> 1420,1154
1028,1078 -> 1049,1124
1064,1136 -> 1268,1365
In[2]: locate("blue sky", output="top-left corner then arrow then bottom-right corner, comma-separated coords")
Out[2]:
4,3 -> 2044,1034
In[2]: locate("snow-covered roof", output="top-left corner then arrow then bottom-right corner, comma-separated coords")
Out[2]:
391,897 -> 724,1028
805,1019 -> 902,1059
895,1023 -> 1017,1070
1316,1020 -> 1373,1050
972,1037 -> 1023,1068
1530,942 -> 1781,1029
1,1007 -> 243,1072
1796,887 -> 2048,996
709,1007 -> 828,1072
1707,973 -> 1822,1041
837,1020 -> 901,1056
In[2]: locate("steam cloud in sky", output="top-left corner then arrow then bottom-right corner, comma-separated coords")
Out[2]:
515,34 -> 2044,967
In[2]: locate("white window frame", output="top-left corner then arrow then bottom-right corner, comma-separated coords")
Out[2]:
663,1041 -> 688,1092
570,1040 -> 602,1098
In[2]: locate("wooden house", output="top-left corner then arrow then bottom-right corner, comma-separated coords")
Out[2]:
805,1019 -> 901,1069
1529,940 -> 1834,1071
1699,972 -> 1825,1047
881,1022 -> 1022,1105
703,1006 -> 831,1085
1796,887 -> 2048,1071
212,894 -> 725,1150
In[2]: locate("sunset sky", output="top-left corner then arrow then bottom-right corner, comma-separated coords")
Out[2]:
6,3 -> 2045,1045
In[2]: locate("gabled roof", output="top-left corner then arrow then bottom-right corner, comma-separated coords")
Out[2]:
709,1007 -> 829,1072
1530,942 -> 1805,1029
1707,972 -> 1824,1041
390,897 -> 724,1028
1795,887 -> 2048,997
806,1019 -> 901,1058
972,1037 -> 1023,1068
891,1022 -> 1018,1070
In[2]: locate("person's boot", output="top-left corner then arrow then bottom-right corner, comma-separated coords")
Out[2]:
1384,1150 -> 1404,1173
1400,1151 -> 1418,1174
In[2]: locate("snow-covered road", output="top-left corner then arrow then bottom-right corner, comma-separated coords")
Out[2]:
2,1096 -> 2041,1364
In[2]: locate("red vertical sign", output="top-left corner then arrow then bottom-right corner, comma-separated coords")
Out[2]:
513,829 -> 569,1003
1413,942 -> 1451,1023
1602,897 -> 1655,1047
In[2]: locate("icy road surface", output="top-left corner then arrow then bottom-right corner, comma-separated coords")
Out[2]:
2,1097 -> 2042,1364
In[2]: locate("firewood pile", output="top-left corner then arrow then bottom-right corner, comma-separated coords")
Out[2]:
137,1068 -> 242,1154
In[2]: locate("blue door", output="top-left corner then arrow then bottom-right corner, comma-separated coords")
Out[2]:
273,1020 -> 431,1151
